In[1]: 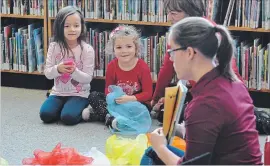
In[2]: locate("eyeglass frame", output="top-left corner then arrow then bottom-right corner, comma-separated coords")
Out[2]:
167,47 -> 187,58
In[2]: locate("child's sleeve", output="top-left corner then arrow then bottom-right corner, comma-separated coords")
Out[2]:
152,51 -> 175,102
105,62 -> 115,95
44,42 -> 61,79
134,62 -> 153,102
71,44 -> 95,84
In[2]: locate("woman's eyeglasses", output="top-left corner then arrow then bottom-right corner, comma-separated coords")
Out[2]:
167,47 -> 187,57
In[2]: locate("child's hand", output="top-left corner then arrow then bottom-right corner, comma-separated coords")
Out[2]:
57,63 -> 75,74
67,65 -> 76,74
115,95 -> 137,104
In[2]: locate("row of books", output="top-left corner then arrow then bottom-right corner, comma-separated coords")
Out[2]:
1,24 -> 45,73
48,0 -> 168,22
235,39 -> 270,90
48,0 -> 219,23
223,0 -> 270,30
1,0 -> 44,16
1,25 -> 269,90
203,0 -> 222,22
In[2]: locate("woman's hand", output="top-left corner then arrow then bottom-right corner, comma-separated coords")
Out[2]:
57,63 -> 75,74
115,95 -> 137,104
150,128 -> 167,153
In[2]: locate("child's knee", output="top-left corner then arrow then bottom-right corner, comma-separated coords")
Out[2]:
40,109 -> 58,123
60,112 -> 80,125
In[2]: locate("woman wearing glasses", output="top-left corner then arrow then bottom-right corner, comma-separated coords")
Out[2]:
141,17 -> 262,165
151,0 -> 243,112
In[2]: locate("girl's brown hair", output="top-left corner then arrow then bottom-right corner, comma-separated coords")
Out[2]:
169,17 -> 237,81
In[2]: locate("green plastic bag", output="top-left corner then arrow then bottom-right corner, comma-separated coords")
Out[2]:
1,157 -> 9,166
105,134 -> 148,165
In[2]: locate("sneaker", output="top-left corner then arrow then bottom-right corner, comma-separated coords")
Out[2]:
111,118 -> 120,131
105,114 -> 115,127
150,110 -> 158,119
82,105 -> 91,121
82,105 -> 98,122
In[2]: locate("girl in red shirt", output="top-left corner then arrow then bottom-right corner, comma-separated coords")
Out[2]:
82,25 -> 153,129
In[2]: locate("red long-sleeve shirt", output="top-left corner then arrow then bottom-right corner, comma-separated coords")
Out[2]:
105,58 -> 153,103
152,47 -> 243,102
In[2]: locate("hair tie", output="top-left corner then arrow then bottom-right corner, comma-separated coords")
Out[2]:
213,26 -> 221,47
109,26 -> 125,38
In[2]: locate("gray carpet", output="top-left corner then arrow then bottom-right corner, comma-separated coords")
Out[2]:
0,87 -> 160,165
0,87 -> 267,164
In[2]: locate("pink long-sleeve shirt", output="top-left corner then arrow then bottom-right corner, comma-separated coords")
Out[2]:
45,41 -> 95,98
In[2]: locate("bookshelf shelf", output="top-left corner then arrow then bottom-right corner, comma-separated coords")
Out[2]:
248,89 -> 270,93
1,70 -> 269,93
48,17 -> 172,27
1,0 -> 270,100
227,26 -> 270,33
1,0 -> 48,72
1,70 -> 44,75
0,14 -> 44,19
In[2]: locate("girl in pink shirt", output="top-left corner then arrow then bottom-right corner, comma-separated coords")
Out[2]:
40,6 -> 95,125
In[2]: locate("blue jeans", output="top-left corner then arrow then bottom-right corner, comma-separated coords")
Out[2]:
40,95 -> 89,125
140,146 -> 184,165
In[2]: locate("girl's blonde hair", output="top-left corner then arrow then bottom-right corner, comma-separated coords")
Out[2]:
105,25 -> 141,57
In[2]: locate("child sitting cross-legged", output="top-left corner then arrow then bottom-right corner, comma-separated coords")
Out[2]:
40,6 -> 95,126
82,25 -> 153,131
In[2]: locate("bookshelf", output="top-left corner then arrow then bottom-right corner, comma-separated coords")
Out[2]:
1,0 -> 270,96
0,14 -> 45,19
0,0 -> 48,75
0,14 -> 48,55
227,26 -> 270,33
1,70 -> 44,75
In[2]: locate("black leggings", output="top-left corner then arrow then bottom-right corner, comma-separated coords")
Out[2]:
88,91 -> 108,122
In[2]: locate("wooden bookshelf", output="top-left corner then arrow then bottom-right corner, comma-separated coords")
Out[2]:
43,0 -> 48,58
0,0 -> 48,58
47,17 -> 171,38
0,14 -> 44,19
48,17 -> 171,26
227,26 -> 270,33
248,89 -> 270,93
1,69 -> 270,93
2,0 -> 270,97
1,70 -> 44,75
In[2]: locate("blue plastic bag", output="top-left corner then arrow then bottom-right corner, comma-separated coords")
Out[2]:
106,85 -> 152,135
